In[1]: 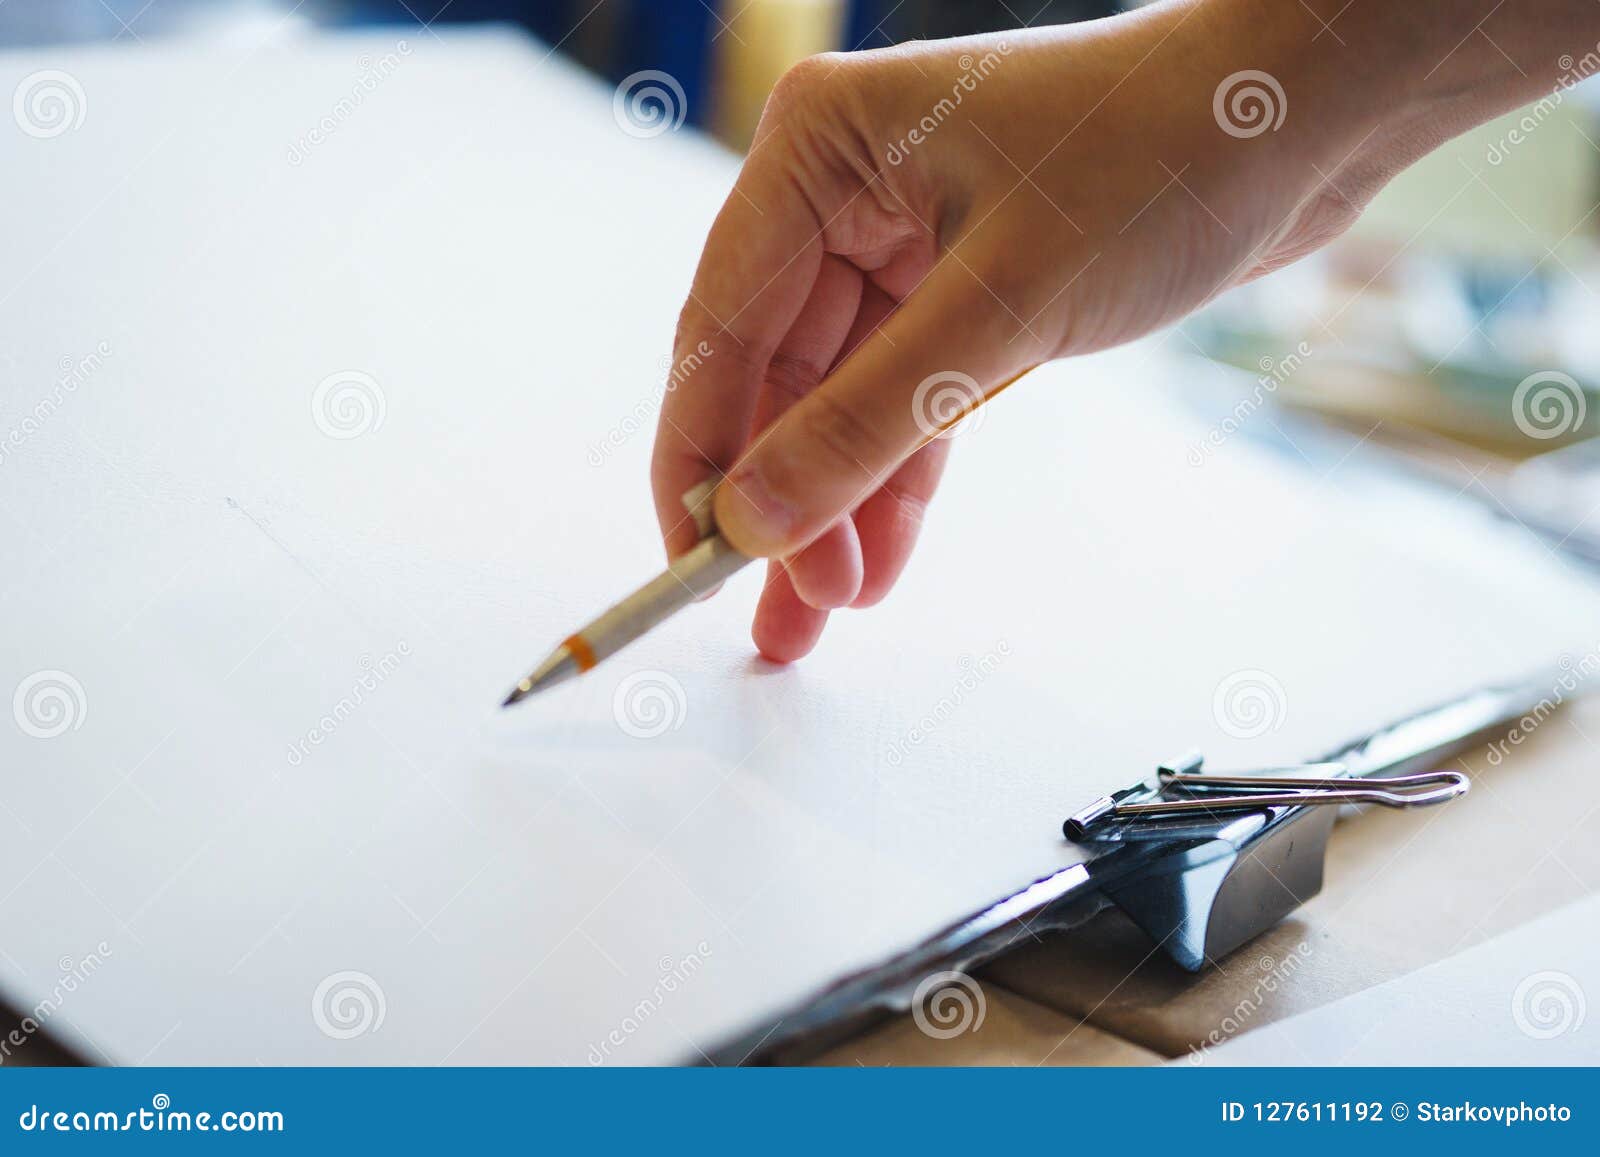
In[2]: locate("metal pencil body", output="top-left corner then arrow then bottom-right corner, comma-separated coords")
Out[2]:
503,533 -> 751,704
579,534 -> 751,665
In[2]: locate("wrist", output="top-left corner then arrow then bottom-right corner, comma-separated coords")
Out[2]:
1200,0 -> 1410,168
1208,0 -> 1600,200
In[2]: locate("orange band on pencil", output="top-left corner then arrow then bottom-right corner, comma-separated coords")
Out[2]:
563,633 -> 598,672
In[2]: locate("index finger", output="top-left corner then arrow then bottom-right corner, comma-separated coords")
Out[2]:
651,157 -> 825,558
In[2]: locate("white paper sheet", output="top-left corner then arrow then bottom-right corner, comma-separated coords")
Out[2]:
1,28 -> 1595,1064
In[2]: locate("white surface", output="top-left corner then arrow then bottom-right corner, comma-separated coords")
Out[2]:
0,27 -> 1595,1064
1204,894 -> 1600,1064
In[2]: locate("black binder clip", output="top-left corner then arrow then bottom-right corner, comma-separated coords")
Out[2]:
1061,751 -> 1468,969
708,681 -> 1540,1063
1065,750 -> 1468,838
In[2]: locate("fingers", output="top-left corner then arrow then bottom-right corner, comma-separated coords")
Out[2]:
713,258 -> 1025,559
651,158 -> 824,559
823,278 -> 946,609
752,561 -> 829,662
852,437 -> 950,607
784,521 -> 863,610
747,254 -> 867,612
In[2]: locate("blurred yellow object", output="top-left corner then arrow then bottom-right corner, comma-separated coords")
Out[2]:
711,0 -> 844,150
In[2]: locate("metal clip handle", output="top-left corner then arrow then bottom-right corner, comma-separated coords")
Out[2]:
1151,767 -> 1470,813
1065,757 -> 1469,839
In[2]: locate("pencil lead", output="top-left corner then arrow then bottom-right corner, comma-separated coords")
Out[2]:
500,644 -> 579,708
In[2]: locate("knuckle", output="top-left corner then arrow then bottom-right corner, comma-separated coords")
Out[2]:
672,298 -> 712,351
764,52 -> 852,121
762,351 -> 823,407
791,388 -> 890,476
672,306 -> 760,377
881,483 -> 929,526
673,294 -> 725,345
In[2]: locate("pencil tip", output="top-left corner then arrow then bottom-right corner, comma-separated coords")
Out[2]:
499,646 -> 579,709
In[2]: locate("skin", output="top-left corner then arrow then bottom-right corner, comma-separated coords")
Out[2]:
651,0 -> 1600,661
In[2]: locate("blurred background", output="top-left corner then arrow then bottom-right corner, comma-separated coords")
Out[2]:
4,0 -> 1599,561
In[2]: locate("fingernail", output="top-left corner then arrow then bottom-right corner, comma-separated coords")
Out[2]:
719,463 -> 797,555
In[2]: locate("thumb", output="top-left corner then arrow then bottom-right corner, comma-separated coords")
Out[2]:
712,258 -> 1033,558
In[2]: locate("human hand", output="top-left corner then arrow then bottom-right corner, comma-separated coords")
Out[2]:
651,0 -> 1596,660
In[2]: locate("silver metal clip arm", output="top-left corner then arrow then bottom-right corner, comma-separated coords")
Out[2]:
1065,762 -> 1468,838
1147,767 -> 1470,814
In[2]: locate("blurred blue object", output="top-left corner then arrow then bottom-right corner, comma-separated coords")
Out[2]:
0,1 -> 1118,127
0,0 -> 307,44
0,0 -> 718,124
612,1 -> 714,129
332,1 -> 717,126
